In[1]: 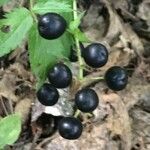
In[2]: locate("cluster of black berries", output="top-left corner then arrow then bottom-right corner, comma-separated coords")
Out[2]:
37,12 -> 128,140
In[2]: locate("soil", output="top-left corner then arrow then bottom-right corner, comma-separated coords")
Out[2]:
0,0 -> 150,150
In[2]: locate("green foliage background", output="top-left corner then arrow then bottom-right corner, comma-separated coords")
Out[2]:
0,0 -> 74,88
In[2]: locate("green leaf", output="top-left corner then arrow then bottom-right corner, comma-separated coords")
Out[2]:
74,29 -> 90,42
32,0 -> 72,14
28,23 -> 73,88
68,11 -> 89,42
69,12 -> 85,31
29,0 -> 74,88
0,0 -> 11,6
0,114 -> 21,149
0,8 -> 33,57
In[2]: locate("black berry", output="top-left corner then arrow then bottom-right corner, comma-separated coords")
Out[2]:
82,43 -> 108,68
36,113 -> 55,138
38,13 -> 67,40
105,66 -> 128,91
58,117 -> 83,140
37,83 -> 59,106
75,88 -> 99,112
48,63 -> 72,88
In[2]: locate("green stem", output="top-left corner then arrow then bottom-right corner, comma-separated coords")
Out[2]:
85,76 -> 104,81
29,0 -> 33,9
29,0 -> 37,22
85,113 -> 93,117
73,0 -> 78,20
73,0 -> 84,81
74,109 -> 81,118
79,76 -> 104,88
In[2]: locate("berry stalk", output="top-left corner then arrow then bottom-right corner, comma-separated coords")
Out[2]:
74,109 -> 81,118
83,76 -> 104,82
73,0 -> 84,81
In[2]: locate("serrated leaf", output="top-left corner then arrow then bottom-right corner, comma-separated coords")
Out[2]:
29,0 -> 74,88
74,29 -> 90,42
68,11 -> 89,42
28,23 -> 73,88
0,114 -> 21,149
0,8 -> 33,57
69,12 -> 85,31
32,0 -> 72,14
0,0 -> 11,6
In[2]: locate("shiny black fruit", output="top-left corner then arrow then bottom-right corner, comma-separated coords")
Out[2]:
37,83 -> 59,106
75,88 -> 99,112
48,63 -> 72,88
38,13 -> 67,39
58,117 -> 83,140
105,66 -> 128,91
82,43 -> 108,68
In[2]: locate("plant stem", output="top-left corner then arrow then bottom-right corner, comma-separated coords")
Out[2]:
29,0 -> 37,23
80,76 -> 105,89
74,109 -> 81,118
73,0 -> 78,20
29,0 -> 33,9
84,76 -> 104,81
73,0 -> 84,81
85,113 -> 93,117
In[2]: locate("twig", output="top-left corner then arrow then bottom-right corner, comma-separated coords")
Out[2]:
35,133 -> 59,150
0,97 -> 9,116
8,99 -> 14,114
30,129 -> 42,150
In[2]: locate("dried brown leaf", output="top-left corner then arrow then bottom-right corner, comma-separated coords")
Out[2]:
15,98 -> 32,123
0,63 -> 35,118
